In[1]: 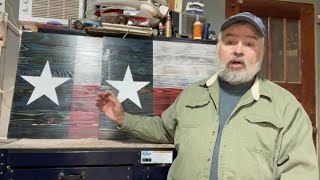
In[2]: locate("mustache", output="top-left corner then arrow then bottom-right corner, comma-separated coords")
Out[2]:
226,57 -> 246,66
228,56 -> 244,62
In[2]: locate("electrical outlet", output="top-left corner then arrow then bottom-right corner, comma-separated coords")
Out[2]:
0,0 -> 5,13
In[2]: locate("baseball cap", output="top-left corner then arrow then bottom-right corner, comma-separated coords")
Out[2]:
220,12 -> 266,37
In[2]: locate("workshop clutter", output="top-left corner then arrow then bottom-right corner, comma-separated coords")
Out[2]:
83,0 -> 168,37
22,0 -> 215,40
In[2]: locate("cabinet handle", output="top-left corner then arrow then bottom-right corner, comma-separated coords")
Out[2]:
58,172 -> 86,180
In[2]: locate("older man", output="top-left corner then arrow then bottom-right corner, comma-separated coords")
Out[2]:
96,12 -> 319,180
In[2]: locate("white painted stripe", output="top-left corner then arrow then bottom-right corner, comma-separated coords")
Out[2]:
73,36 -> 103,85
153,41 -> 218,88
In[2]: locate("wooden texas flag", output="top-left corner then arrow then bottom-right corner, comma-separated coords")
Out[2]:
8,32 -> 217,140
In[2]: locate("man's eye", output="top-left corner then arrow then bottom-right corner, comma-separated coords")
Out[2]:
246,42 -> 255,47
226,41 -> 235,45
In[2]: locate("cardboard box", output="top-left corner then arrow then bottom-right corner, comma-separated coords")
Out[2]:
168,0 -> 183,12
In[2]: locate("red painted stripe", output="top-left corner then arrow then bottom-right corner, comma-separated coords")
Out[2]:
69,85 -> 100,138
152,88 -> 182,116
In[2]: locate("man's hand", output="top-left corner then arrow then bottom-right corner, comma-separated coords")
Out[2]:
96,91 -> 124,126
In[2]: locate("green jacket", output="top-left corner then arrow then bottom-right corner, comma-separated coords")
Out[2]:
121,74 -> 319,180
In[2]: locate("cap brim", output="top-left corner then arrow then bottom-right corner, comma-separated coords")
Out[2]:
220,16 -> 265,37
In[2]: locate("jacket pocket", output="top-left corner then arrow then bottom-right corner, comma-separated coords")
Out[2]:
179,100 -> 211,128
243,114 -> 284,158
245,114 -> 284,129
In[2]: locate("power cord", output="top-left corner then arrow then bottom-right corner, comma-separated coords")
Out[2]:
5,0 -> 20,37
0,86 -> 13,93
5,0 -> 19,27
0,86 -> 14,110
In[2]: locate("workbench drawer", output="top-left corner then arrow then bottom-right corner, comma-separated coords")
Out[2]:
8,166 -> 132,180
0,149 -> 174,179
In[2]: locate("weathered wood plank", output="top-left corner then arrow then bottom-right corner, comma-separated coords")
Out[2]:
9,32 -> 103,139
0,139 -> 174,149
9,32 -> 217,141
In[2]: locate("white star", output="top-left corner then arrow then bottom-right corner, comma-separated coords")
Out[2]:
21,61 -> 71,105
106,66 -> 150,108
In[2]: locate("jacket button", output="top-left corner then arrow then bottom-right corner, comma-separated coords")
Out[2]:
207,158 -> 210,161
212,131 -> 215,135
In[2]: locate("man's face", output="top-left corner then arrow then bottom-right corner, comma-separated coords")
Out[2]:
217,23 -> 264,85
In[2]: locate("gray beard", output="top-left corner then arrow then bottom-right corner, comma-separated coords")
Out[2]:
217,57 -> 261,85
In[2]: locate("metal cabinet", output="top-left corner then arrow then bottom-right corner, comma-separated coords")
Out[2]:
0,148 -> 174,180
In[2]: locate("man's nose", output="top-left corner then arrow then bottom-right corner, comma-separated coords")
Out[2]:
233,43 -> 244,57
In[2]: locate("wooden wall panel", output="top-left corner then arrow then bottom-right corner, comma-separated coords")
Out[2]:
8,32 -> 217,140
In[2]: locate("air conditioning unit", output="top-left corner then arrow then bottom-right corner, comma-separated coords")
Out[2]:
19,0 -> 85,25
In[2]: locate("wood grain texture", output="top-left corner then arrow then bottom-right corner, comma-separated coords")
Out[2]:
151,41 -> 217,116
69,36 -> 103,138
153,41 -> 218,88
9,33 -> 217,141
152,88 -> 182,116
9,32 -> 102,139
0,139 -> 174,149
98,37 -> 153,140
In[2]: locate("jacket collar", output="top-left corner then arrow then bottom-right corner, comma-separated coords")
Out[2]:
203,73 -> 272,101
